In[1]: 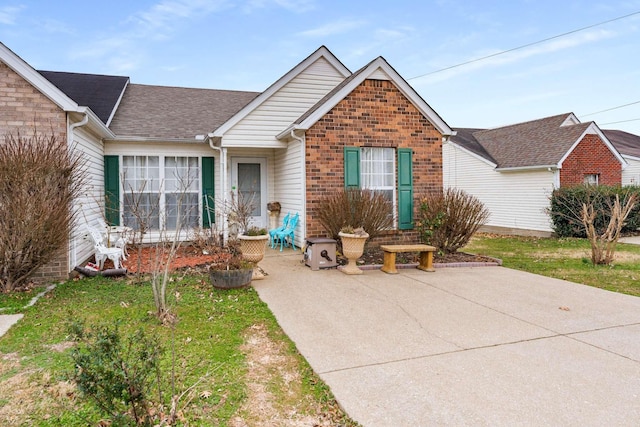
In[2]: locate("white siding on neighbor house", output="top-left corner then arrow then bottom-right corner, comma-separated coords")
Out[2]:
71,127 -> 105,269
222,57 -> 346,148
443,143 -> 557,233
622,156 -> 640,186
272,139 -> 305,247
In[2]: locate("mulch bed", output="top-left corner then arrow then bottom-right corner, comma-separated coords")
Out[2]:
110,245 -> 498,274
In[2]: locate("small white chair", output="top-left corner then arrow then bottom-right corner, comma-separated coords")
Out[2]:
94,218 -> 132,258
87,226 -> 124,270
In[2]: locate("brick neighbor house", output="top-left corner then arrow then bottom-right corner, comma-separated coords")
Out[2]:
0,43 -> 452,281
443,113 -> 629,235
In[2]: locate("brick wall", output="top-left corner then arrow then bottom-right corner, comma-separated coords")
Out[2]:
0,61 -> 70,283
305,79 -> 443,245
560,134 -> 622,187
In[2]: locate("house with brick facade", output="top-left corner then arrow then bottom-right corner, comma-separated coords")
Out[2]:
443,113 -> 628,235
0,43 -> 451,281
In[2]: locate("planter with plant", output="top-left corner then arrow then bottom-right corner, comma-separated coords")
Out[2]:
208,241 -> 254,289
238,226 -> 269,280
338,226 -> 369,275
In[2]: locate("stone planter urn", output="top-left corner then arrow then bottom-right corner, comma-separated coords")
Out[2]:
239,233 -> 269,280
338,229 -> 369,275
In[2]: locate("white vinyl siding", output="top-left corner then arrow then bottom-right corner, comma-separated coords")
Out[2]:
222,57 -> 345,148
443,143 -> 556,233
273,139 -> 305,247
622,156 -> 640,186
70,127 -> 106,270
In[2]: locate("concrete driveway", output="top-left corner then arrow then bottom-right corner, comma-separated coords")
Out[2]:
255,251 -> 640,426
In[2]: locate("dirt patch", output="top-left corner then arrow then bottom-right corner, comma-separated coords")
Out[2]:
46,341 -> 75,353
229,323 -> 342,427
0,361 -> 76,426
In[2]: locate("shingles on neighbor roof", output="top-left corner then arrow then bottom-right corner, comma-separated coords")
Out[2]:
603,129 -> 640,159
451,113 -> 592,169
38,70 -> 129,125
109,84 -> 259,140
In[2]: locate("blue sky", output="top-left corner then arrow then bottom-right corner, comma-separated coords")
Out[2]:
2,0 -> 640,134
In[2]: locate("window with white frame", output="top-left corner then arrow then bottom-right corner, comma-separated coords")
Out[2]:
122,155 -> 200,231
360,147 -> 395,215
584,173 -> 599,186
165,156 -> 199,229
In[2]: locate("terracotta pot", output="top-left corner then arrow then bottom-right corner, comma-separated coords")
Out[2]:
338,231 -> 369,275
239,234 -> 269,279
209,267 -> 253,289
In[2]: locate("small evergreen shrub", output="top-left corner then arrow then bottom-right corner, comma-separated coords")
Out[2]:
550,185 -> 640,237
69,320 -> 162,426
417,188 -> 490,254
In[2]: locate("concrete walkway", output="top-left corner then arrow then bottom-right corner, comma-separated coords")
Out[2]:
255,250 -> 640,426
0,314 -> 22,338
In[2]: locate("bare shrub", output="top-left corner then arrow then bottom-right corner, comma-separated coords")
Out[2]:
417,188 -> 490,254
0,131 -> 85,292
554,186 -> 638,265
316,188 -> 393,241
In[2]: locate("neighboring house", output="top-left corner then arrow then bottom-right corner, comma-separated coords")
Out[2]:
0,42 -> 451,280
603,129 -> 640,186
444,113 -> 627,235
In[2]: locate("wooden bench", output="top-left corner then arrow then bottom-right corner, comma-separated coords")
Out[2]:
380,244 -> 437,274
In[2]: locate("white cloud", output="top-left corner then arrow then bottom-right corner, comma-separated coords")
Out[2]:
130,0 -> 229,39
0,5 -> 24,25
243,0 -> 315,13
416,28 -> 616,84
297,19 -> 366,38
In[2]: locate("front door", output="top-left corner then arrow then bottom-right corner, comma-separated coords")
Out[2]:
231,157 -> 267,229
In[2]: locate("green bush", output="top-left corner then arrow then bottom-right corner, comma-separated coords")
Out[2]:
417,188 -> 490,254
69,320 -> 162,426
316,188 -> 393,241
550,185 -> 640,237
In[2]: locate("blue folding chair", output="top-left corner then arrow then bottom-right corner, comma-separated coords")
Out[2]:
274,212 -> 299,251
269,212 -> 290,248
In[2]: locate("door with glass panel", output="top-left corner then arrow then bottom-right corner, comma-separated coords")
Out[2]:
230,157 -> 267,229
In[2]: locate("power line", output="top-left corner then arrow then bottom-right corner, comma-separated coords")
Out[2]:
408,10 -> 640,81
600,118 -> 640,126
580,100 -> 640,117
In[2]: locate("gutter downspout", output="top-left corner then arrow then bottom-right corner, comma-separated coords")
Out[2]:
290,129 -> 305,248
67,112 -> 89,271
207,134 -> 228,242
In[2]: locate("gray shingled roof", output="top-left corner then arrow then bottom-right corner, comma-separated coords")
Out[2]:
451,113 -> 592,169
38,70 -> 129,125
109,84 -> 259,140
450,128 -> 496,164
604,129 -> 640,158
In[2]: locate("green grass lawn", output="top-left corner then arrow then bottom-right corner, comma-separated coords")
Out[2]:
464,234 -> 640,297
0,274 -> 358,426
2,234 -> 639,425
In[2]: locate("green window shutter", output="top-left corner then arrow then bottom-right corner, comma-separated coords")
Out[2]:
344,147 -> 360,188
202,157 -> 215,228
397,148 -> 414,230
104,155 -> 120,226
